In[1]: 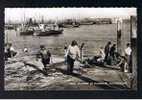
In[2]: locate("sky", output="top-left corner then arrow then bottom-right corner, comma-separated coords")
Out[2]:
5,8 -> 136,23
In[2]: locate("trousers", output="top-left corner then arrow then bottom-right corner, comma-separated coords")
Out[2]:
67,55 -> 75,74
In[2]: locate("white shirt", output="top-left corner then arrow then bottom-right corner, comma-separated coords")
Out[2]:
10,46 -> 15,52
99,48 -> 105,59
24,48 -> 28,52
66,45 -> 80,60
125,47 -> 132,56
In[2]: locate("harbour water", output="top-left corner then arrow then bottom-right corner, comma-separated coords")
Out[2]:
5,23 -> 130,56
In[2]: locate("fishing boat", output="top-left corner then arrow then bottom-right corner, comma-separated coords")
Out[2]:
62,24 -> 73,28
80,22 -> 94,25
33,24 -> 63,36
20,26 -> 34,35
33,29 -> 63,36
72,22 -> 80,27
62,23 -> 80,28
20,30 -> 34,35
19,17 -> 39,36
5,25 -> 15,30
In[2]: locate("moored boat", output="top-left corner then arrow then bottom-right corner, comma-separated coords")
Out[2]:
19,25 -> 36,36
72,22 -> 80,27
62,23 -> 80,28
80,22 -> 94,25
62,24 -> 73,28
33,29 -> 63,36
20,30 -> 34,35
72,24 -> 80,27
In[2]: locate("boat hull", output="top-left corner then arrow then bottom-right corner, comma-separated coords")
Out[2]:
63,24 -> 73,28
63,24 -> 80,28
72,24 -> 80,27
80,23 -> 94,25
20,31 -> 34,35
34,30 -> 63,36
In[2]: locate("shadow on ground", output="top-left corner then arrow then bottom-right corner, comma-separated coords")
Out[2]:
25,62 -> 129,90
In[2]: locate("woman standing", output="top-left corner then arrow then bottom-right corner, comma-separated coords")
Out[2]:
66,40 -> 80,74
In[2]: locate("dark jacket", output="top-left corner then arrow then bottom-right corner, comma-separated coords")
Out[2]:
37,49 -> 51,60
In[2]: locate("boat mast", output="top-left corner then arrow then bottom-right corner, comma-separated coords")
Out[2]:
23,9 -> 27,49
6,19 -> 10,43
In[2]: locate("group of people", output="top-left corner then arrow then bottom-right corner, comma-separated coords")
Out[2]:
33,40 -> 81,74
63,40 -> 132,74
34,40 -> 82,74
83,41 -> 132,73
4,40 -> 132,74
103,41 -> 132,72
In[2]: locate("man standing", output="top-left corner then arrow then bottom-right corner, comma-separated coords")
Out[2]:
124,43 -> 132,72
110,44 -> 116,65
37,45 -> 51,72
104,41 -> 111,65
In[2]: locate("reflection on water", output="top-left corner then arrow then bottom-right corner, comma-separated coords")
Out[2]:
5,24 -> 130,56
